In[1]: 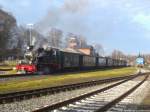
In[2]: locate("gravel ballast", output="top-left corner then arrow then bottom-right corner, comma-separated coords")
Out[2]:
0,82 -> 118,112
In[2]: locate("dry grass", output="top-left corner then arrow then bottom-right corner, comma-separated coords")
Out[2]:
140,81 -> 150,106
0,66 -> 13,70
0,67 -> 17,75
142,93 -> 150,105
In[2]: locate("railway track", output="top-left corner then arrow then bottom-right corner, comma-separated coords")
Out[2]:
33,73 -> 149,112
0,73 -> 38,82
0,68 -> 128,79
0,68 -> 12,71
0,73 -> 36,78
0,72 -> 144,105
0,70 -> 140,83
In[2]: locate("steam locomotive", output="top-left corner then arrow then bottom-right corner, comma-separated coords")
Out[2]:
16,46 -> 127,74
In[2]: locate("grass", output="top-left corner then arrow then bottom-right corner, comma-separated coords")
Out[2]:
0,61 -> 17,75
141,95 -> 150,105
0,70 -> 17,75
0,67 -> 136,94
0,60 -> 17,70
140,89 -> 150,105
2,60 -> 18,66
0,66 -> 13,70
0,67 -> 17,75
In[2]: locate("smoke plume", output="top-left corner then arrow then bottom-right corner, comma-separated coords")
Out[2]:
36,0 -> 90,35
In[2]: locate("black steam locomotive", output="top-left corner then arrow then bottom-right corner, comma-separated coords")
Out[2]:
16,46 -> 127,74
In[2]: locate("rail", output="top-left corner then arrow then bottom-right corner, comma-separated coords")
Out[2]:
32,73 -> 149,112
0,72 -> 145,104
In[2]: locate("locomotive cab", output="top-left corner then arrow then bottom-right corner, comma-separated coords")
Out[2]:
35,47 -> 61,74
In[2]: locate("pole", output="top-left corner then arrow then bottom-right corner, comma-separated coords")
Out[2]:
30,27 -> 31,46
27,24 -> 33,46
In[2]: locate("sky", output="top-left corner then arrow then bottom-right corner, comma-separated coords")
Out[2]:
0,0 -> 150,55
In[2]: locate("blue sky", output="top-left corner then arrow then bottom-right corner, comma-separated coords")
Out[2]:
0,0 -> 53,24
0,0 -> 150,55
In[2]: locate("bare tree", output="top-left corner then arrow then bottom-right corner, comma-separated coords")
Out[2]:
10,25 -> 48,54
111,50 -> 125,59
78,35 -> 87,48
94,44 -> 104,56
47,28 -> 63,48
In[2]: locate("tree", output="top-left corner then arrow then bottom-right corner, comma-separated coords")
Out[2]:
7,26 -> 20,49
0,9 -> 16,50
94,44 -> 104,56
47,28 -> 63,48
78,35 -> 87,48
111,50 -> 125,59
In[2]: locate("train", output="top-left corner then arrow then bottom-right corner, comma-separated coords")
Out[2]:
16,46 -> 127,74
